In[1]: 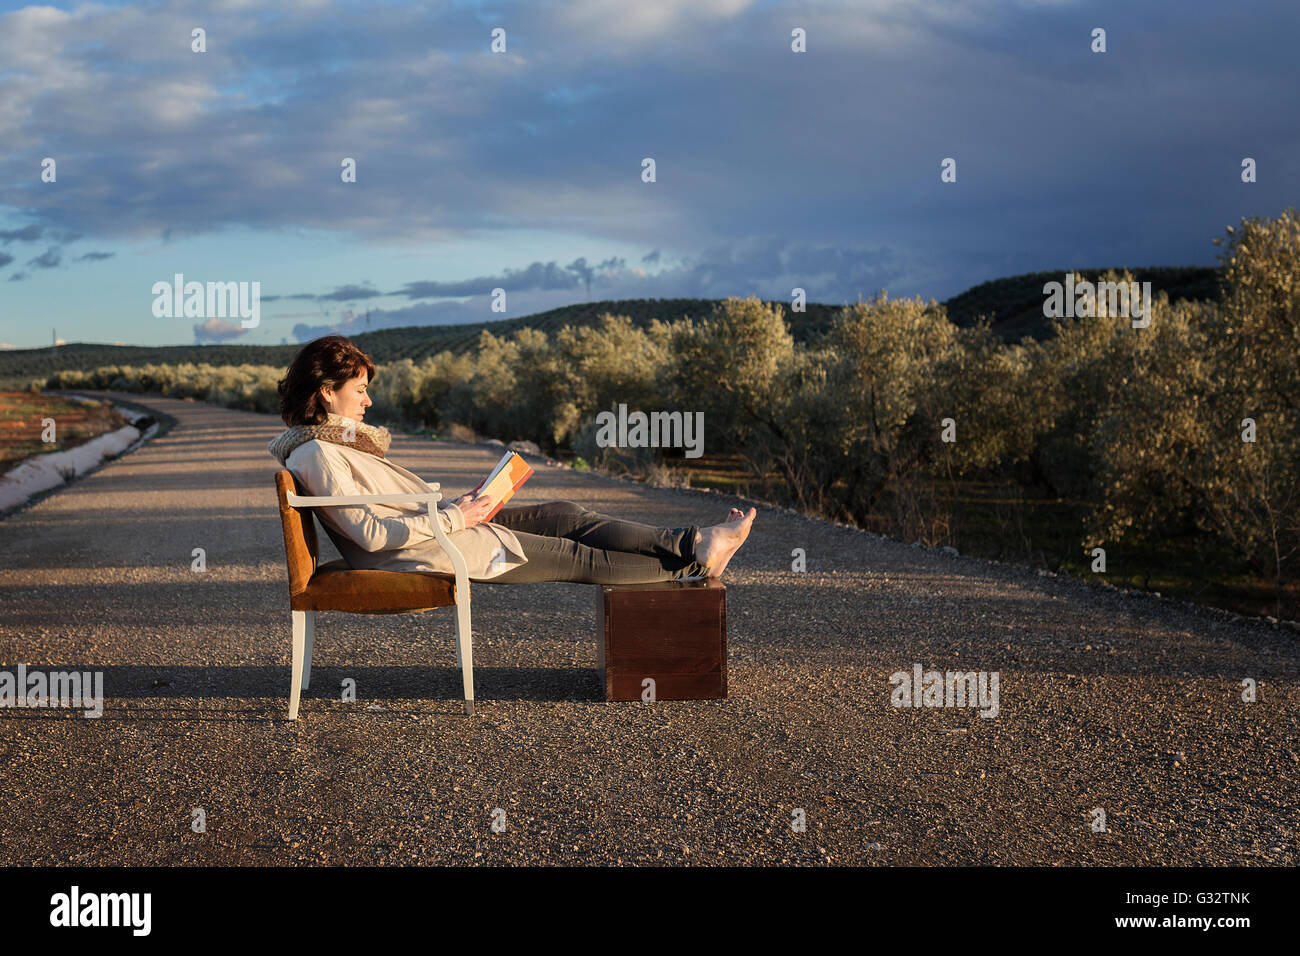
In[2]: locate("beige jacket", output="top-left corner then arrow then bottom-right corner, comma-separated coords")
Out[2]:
285,439 -> 529,581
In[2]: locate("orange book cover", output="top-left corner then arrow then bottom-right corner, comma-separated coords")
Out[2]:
470,451 -> 534,521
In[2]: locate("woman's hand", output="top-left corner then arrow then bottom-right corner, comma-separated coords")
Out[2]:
451,493 -> 495,529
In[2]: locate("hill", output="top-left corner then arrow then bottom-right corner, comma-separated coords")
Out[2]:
944,265 -> 1222,340
0,272 -> 1224,389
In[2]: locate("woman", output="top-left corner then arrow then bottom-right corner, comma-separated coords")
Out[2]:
267,335 -> 755,585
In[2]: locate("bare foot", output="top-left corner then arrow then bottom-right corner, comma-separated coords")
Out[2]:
696,508 -> 746,561
693,507 -> 757,578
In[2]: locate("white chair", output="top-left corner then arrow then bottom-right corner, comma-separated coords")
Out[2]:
274,469 -> 476,718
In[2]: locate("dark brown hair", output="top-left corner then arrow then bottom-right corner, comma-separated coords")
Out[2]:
276,335 -> 377,426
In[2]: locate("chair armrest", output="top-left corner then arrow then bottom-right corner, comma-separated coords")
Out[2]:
286,488 -> 473,602
286,490 -> 442,507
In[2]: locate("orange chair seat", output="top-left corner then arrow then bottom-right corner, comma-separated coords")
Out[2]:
290,558 -> 458,614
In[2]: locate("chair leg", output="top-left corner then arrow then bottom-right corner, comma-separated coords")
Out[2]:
302,611 -> 315,690
454,598 -> 474,716
289,610 -> 306,720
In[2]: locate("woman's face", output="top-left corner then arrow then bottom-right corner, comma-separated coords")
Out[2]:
320,371 -> 373,422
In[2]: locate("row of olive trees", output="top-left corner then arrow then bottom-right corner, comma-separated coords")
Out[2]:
633,217 -> 1298,613
1047,212 -> 1300,617
45,361 -> 285,412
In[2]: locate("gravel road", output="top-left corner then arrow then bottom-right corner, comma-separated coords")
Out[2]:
1,392 -> 1296,866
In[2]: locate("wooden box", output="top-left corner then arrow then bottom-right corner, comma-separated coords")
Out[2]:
598,579 -> 727,701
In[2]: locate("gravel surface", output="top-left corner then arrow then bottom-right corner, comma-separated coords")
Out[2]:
1,392 -> 1296,866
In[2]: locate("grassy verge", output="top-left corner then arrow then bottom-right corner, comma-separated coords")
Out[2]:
0,391 -> 179,520
0,390 -> 133,468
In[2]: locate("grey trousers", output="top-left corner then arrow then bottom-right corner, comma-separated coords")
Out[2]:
482,500 -> 710,585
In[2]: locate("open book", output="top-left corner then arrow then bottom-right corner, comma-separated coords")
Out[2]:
468,450 -> 534,521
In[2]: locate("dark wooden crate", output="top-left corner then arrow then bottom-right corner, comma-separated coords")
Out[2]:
598,579 -> 727,701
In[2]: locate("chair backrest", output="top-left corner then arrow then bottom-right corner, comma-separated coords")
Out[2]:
275,469 -> 319,594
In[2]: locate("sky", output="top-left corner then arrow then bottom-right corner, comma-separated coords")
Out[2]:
0,0 -> 1296,349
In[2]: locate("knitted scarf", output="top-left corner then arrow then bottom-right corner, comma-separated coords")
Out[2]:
267,412 -> 392,467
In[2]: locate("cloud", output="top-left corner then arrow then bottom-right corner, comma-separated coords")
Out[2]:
0,225 -> 44,243
557,0 -> 756,43
0,0 -> 1030,251
258,292 -> 317,303
393,261 -> 588,300
272,236 -> 919,344
315,284 -> 384,302
0,0 -> 1296,320
75,251 -> 115,261
0,223 -> 93,279
274,256 -> 652,314
27,247 -> 61,269
193,317 -> 249,343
